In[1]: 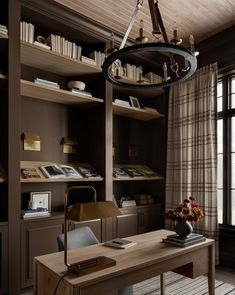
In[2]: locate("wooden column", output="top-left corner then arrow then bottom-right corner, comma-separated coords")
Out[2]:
8,0 -> 21,294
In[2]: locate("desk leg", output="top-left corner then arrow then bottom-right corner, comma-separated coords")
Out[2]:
208,244 -> 215,295
160,273 -> 165,295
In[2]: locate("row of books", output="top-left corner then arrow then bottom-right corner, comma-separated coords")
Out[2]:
145,72 -> 162,84
114,61 -> 162,84
47,34 -> 82,59
20,21 -> 35,44
89,51 -> 106,67
0,24 -> 8,36
113,167 -> 160,178
21,164 -> 101,180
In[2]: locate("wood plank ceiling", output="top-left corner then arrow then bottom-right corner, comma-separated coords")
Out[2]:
56,0 -> 235,44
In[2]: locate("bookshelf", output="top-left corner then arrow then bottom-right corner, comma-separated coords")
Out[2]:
2,0 -> 167,293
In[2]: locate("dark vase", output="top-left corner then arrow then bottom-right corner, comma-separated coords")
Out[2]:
174,221 -> 193,239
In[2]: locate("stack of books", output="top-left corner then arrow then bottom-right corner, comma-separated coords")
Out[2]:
81,55 -> 96,66
20,21 -> 35,43
34,78 -> 60,89
21,208 -> 50,219
0,24 -> 8,36
70,88 -> 92,97
162,233 -> 206,247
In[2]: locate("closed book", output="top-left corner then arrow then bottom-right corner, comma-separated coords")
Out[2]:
162,236 -> 206,247
70,89 -> 92,97
104,238 -> 136,249
34,41 -> 51,50
34,78 -> 59,86
166,233 -> 204,244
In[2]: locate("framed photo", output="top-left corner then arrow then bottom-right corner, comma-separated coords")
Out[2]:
30,191 -> 51,211
129,96 -> 140,108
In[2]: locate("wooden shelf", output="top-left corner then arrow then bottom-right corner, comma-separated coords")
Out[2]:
21,80 -> 104,107
21,41 -> 102,76
21,161 -> 103,183
113,164 -> 164,181
113,103 -> 164,121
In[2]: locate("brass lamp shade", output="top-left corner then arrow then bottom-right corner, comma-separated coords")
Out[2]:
64,186 -> 122,275
68,201 -> 122,221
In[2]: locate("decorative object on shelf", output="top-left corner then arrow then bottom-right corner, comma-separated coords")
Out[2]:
34,35 -> 51,50
102,0 -> 198,89
129,96 -> 140,108
30,191 -> 51,212
134,194 -> 154,205
21,167 -> 41,179
40,164 -> 82,179
122,167 -> 143,177
64,186 -> 122,275
77,166 -> 101,178
113,99 -> 130,107
113,167 -> 129,178
23,132 -> 41,151
67,80 -> 86,91
164,196 -> 205,239
61,137 -> 78,154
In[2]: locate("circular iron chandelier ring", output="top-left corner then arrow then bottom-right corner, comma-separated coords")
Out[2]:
102,42 -> 197,89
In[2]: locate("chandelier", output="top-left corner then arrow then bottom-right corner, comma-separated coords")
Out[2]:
102,0 -> 198,89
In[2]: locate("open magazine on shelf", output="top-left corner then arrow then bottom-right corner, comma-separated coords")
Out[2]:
40,164 -> 82,179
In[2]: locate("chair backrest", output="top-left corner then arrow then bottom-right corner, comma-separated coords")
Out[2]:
57,226 -> 99,251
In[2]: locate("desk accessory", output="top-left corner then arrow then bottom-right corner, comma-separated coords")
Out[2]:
64,186 -> 122,275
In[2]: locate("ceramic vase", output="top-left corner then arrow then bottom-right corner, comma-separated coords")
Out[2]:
174,221 -> 193,239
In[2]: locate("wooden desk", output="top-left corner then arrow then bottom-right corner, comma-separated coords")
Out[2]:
34,229 -> 215,295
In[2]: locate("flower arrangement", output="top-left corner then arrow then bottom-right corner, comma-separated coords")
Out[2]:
164,196 -> 205,223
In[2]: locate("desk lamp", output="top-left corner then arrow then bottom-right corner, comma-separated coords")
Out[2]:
64,185 -> 122,275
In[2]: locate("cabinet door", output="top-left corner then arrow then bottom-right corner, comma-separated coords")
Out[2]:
20,218 -> 63,288
116,214 -> 138,238
0,224 -> 8,295
139,205 -> 162,233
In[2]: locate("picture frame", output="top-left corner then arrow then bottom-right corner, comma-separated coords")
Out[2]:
30,191 -> 51,211
129,96 -> 140,108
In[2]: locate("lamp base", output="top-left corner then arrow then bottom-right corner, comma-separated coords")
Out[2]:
67,256 -> 116,276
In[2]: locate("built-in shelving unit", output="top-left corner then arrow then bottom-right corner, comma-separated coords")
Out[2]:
113,102 -> 164,121
21,41 -> 102,76
21,80 -> 104,107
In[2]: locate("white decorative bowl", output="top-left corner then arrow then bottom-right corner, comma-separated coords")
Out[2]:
67,81 -> 86,91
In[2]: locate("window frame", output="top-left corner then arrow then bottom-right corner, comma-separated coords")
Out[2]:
218,72 -> 235,227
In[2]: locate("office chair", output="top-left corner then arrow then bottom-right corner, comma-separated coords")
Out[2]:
57,226 -> 133,295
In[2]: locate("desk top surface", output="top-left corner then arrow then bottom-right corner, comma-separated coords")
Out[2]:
35,229 -> 214,286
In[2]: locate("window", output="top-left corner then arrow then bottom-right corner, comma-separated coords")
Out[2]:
217,74 -> 235,226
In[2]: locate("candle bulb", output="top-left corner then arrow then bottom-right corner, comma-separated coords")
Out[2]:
135,19 -> 148,44
189,34 -> 199,56
163,62 -> 168,81
182,59 -> 190,72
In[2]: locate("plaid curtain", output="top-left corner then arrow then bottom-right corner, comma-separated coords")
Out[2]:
165,63 -> 218,262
